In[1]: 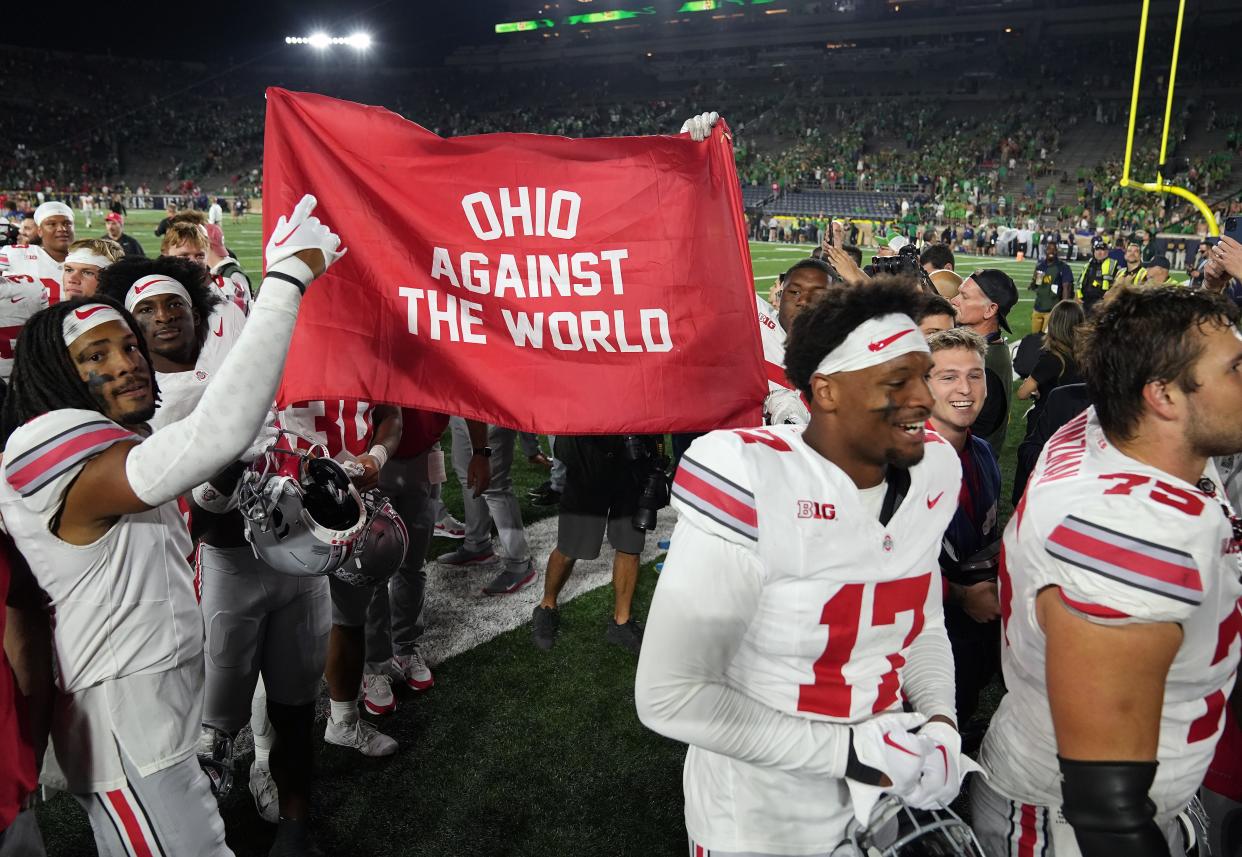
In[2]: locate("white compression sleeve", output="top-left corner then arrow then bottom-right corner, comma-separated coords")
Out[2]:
124,260 -> 312,507
635,518 -> 852,777
900,572 -> 958,724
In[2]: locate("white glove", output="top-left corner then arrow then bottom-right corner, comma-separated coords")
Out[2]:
763,388 -> 809,426
902,721 -> 984,811
845,712 -> 934,826
264,194 -> 346,281
679,111 -> 720,142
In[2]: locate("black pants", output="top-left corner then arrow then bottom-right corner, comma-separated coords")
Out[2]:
944,604 -> 1002,727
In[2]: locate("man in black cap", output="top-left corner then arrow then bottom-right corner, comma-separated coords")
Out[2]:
1143,254 -> 1180,286
1078,237 -> 1118,315
951,269 -> 1019,455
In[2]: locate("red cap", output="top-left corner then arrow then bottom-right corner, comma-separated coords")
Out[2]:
105,212 -> 123,223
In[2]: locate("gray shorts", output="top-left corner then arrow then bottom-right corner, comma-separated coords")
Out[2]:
199,544 -> 330,730
557,511 -> 645,560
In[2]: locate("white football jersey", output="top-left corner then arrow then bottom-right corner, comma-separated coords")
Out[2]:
277,399 -> 376,461
981,408 -> 1242,823
668,424 -> 961,852
756,294 -> 790,393
0,244 -> 64,304
0,409 -> 200,693
0,274 -> 47,380
196,299 -> 246,374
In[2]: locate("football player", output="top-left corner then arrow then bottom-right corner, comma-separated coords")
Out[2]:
274,400 -> 405,740
0,194 -> 343,857
636,278 -> 976,856
973,286 -> 1242,857
62,238 -> 123,299
0,201 -> 75,304
760,259 -> 838,426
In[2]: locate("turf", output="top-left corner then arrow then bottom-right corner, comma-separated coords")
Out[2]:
37,212 -> 1058,855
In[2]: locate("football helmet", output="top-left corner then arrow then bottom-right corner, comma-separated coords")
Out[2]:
237,436 -> 368,577
831,797 -> 986,857
197,725 -> 235,801
330,492 -> 409,588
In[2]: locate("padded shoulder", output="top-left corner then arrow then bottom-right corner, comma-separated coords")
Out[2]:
672,430 -> 759,547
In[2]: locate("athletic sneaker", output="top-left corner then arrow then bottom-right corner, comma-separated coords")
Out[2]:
531,605 -> 560,651
438,544 -> 496,566
392,650 -> 434,691
361,672 -> 396,716
482,563 -> 536,596
606,618 -> 644,654
434,511 -> 466,539
249,760 -> 280,824
324,717 -> 398,757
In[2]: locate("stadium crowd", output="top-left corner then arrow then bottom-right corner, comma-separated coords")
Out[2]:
0,67 -> 1241,857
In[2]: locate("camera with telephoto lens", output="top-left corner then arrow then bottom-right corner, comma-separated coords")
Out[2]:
864,243 -> 922,278
622,435 -> 671,531
0,219 -> 19,248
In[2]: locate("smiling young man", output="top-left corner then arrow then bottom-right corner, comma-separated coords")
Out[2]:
974,286 -> 1242,856
0,195 -> 344,857
925,328 -> 1003,730
62,238 -> 123,299
950,269 -> 1018,455
637,278 -> 976,856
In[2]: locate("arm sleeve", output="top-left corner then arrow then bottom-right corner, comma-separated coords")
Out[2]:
123,263 -> 310,507
635,517 -> 853,777
901,569 -> 958,723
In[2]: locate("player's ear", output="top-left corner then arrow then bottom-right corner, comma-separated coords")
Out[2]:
1140,378 -> 1179,421
809,373 -> 838,413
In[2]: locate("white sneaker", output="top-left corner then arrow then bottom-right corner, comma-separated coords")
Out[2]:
392,650 -> 434,691
324,717 -> 398,757
249,761 -> 279,824
434,511 -> 466,539
361,672 -> 396,715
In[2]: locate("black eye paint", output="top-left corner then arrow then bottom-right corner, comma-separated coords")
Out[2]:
85,370 -> 115,410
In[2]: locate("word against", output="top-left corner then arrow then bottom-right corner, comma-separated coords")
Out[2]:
399,186 -> 674,353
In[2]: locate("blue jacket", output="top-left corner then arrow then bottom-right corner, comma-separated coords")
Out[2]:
939,431 -> 1001,585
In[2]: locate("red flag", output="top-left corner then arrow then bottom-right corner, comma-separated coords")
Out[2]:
263,88 -> 764,434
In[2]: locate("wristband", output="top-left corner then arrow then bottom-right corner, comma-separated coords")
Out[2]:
367,444 -> 389,471
266,256 -> 316,290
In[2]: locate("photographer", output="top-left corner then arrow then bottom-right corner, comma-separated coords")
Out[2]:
530,434 -> 668,655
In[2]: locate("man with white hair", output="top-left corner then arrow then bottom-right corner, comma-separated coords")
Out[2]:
0,201 -> 75,304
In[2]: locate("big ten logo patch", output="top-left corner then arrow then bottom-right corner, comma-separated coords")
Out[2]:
797,500 -> 836,521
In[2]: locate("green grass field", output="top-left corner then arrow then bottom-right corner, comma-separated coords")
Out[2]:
37,210 -> 1063,856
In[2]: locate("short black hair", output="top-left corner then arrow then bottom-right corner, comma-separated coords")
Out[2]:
2,296 -> 160,441
1080,286 -> 1239,442
843,244 -> 864,267
784,276 -> 925,399
914,292 -> 955,323
96,255 -> 222,351
919,243 -> 955,270
783,257 -> 838,284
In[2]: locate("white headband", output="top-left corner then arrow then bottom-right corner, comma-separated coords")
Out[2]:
34,201 -> 74,226
814,313 -> 929,375
62,304 -> 126,346
124,274 -> 192,313
64,249 -> 112,269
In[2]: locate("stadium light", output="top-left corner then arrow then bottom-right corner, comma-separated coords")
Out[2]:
285,32 -> 373,50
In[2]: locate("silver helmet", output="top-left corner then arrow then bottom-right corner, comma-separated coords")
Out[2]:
831,797 -> 986,857
238,438 -> 368,577
330,492 -> 409,588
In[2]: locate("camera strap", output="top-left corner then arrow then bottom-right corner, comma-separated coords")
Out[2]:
878,466 -> 910,527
